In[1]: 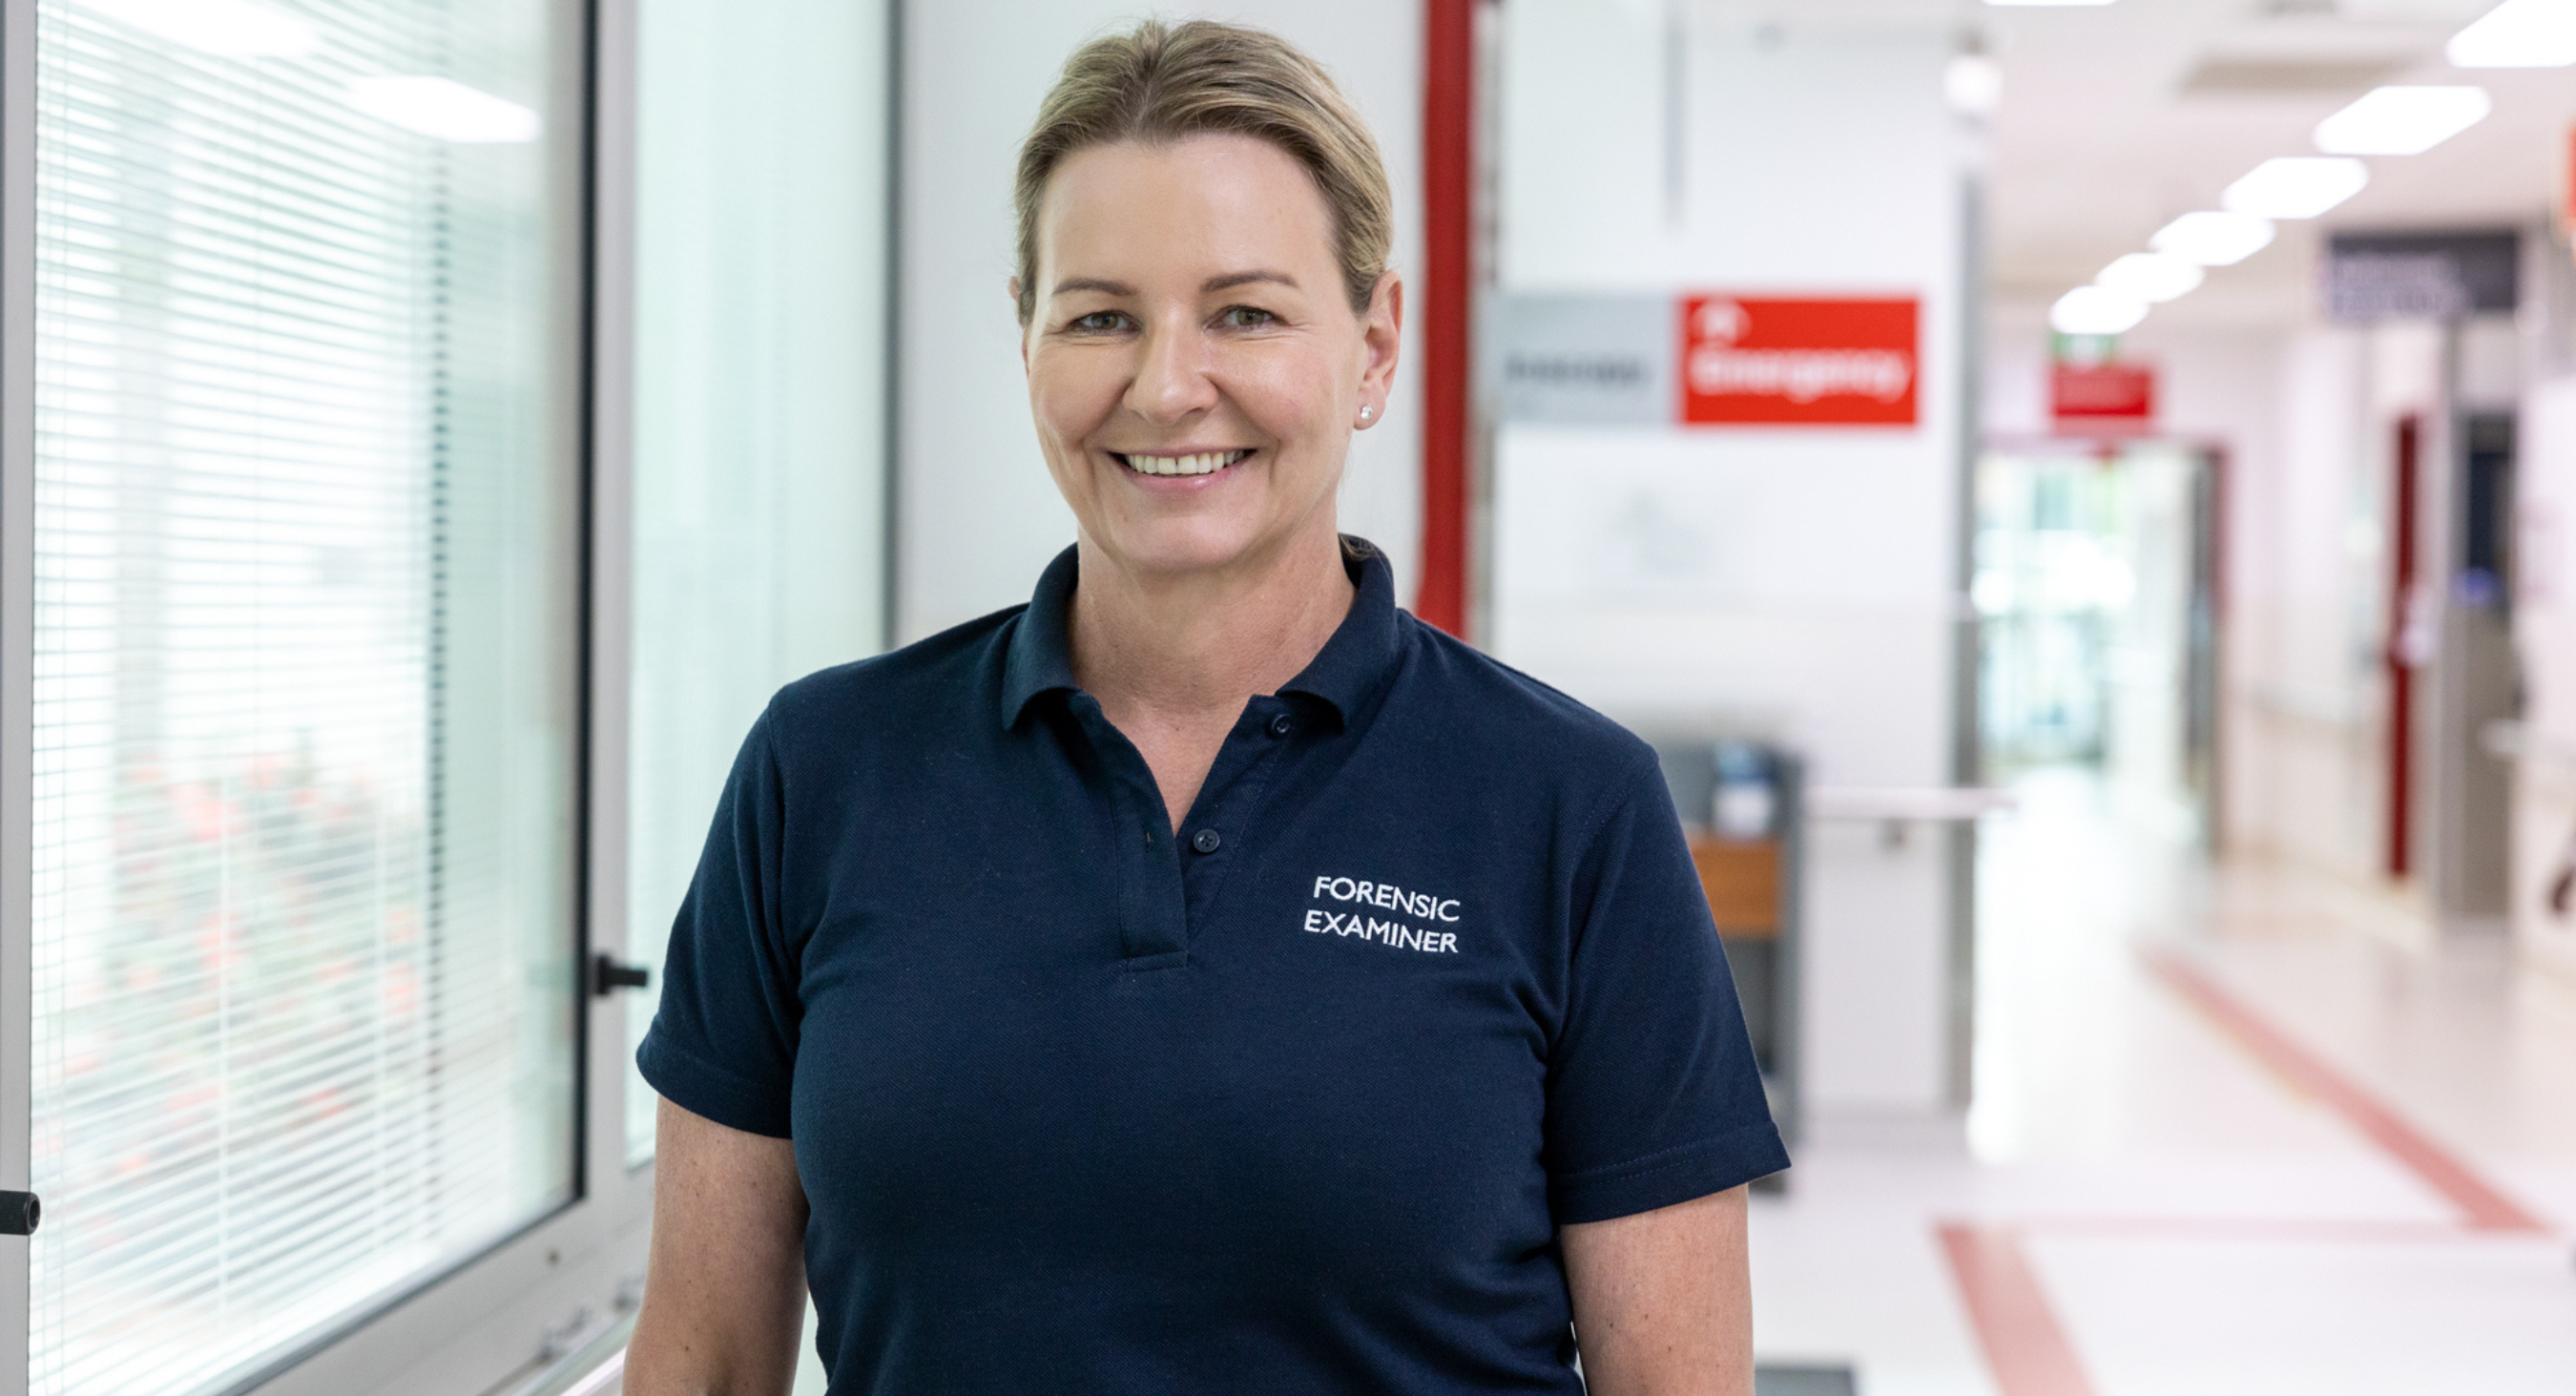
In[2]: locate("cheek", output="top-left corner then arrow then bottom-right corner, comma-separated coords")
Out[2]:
1226,350 -> 1340,445
1028,351 -> 1122,446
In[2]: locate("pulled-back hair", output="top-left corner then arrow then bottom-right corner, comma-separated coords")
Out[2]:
1014,19 -> 1393,324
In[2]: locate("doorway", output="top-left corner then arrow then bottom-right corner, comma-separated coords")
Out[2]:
1973,439 -> 2222,838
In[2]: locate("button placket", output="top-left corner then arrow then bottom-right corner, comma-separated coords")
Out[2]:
1064,696 -> 1191,964
1171,702 -> 1302,937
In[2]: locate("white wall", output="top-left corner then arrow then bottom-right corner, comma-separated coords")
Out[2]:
2244,326 -> 2409,885
2513,375 -> 2576,981
897,3 -> 1423,639
1490,9 -> 1968,1116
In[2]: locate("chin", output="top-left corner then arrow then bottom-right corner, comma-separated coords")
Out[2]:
1095,514 -> 1279,577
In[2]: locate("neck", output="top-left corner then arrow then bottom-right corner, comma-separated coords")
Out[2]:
1068,524 -> 1356,723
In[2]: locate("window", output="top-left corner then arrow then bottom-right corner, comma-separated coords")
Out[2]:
624,0 -> 890,1167
27,3 -> 580,1393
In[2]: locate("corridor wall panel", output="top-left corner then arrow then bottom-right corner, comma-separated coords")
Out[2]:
1489,10 -> 1967,1117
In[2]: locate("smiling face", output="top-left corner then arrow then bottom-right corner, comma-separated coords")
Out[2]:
1021,134 -> 1401,583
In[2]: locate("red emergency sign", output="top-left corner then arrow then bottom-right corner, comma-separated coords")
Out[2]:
2050,362 -> 2155,429
1678,295 -> 1919,426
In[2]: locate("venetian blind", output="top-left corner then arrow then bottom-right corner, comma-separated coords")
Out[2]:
29,4 -> 578,1394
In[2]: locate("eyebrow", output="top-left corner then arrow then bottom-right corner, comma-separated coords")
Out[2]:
1051,277 -> 1134,298
1049,269 -> 1301,299
1202,269 -> 1298,293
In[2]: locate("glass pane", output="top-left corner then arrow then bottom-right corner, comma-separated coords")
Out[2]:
29,3 -> 579,1393
626,0 -> 888,1165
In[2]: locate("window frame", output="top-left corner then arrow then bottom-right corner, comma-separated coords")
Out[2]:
0,1 -> 658,1393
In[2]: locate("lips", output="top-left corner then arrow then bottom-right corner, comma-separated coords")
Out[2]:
1113,448 -> 1252,477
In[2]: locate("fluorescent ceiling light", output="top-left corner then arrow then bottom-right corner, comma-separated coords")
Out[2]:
2222,156 -> 2368,219
1985,0 -> 2115,7
78,0 -> 319,57
2315,86 -> 2491,155
1945,54 -> 2003,115
2051,286 -> 2149,335
345,76 -> 541,143
2150,211 -> 2275,266
2448,0 -> 2576,68
2096,253 -> 2204,302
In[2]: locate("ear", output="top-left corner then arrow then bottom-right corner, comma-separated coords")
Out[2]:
1009,277 -> 1029,372
1354,270 -> 1403,427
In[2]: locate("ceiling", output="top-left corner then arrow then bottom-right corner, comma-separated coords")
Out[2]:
1975,0 -> 2576,327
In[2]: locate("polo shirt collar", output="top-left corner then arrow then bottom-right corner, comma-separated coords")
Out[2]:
1279,537 -> 1400,726
999,537 -> 1402,731
1001,545 -> 1083,729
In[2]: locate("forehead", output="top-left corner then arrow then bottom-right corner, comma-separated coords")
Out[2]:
1037,134 -> 1337,281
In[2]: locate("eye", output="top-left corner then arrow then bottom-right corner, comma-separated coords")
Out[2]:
1217,304 -> 1278,329
1067,310 -> 1132,334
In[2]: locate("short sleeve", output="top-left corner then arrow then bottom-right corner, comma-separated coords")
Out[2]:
635,704 -> 802,1138
1543,753 -> 1790,1223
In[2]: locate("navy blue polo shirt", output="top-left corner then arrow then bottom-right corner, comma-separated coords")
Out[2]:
638,538 -> 1787,1395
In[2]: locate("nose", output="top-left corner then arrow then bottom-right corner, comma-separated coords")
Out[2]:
1125,314 -> 1219,425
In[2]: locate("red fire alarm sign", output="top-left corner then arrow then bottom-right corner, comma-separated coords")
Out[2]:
1678,295 -> 1920,427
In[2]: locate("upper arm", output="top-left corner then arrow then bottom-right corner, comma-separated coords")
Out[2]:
1544,753 -> 1787,1222
637,707 -> 805,1138
628,704 -> 811,1393
624,1096 -> 812,1396
1562,1186 -> 1753,1396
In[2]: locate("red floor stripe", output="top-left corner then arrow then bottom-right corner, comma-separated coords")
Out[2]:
1937,1224 -> 2099,1396
2015,1215 -> 2504,1246
2142,948 -> 2548,1234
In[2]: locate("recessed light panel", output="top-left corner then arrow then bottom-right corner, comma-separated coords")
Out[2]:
2051,286 -> 2149,336
2150,211 -> 2276,266
2448,0 -> 2576,68
2316,86 -> 2491,156
2222,157 -> 2369,219
2097,253 -> 2205,303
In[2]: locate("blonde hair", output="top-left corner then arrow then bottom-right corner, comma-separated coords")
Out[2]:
1014,19 -> 1393,324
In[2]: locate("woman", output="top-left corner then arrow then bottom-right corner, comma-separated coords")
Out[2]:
626,20 -> 1785,1396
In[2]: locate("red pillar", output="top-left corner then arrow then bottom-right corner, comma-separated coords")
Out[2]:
2385,415 -> 2420,881
1416,0 -> 1474,635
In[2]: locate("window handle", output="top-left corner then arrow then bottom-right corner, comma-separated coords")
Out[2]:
592,953 -> 652,998
0,1192 -> 37,1236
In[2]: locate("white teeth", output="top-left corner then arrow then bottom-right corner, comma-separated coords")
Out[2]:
1122,449 -> 1246,476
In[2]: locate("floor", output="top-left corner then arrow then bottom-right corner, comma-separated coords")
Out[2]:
1751,767 -> 2576,1396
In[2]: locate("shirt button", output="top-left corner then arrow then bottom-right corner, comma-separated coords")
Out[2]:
1190,828 -> 1223,854
1267,713 -> 1295,738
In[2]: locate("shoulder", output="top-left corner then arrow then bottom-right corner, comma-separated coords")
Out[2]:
1385,612 -> 1663,797
759,603 -> 1025,761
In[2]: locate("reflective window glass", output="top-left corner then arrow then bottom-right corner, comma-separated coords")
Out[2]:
29,2 -> 579,1391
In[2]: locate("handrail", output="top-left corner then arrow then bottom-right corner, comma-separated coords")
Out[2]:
2483,719 -> 2576,774
1805,786 -> 2018,822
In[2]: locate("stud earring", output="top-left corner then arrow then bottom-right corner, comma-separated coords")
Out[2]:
1359,405 -> 1375,423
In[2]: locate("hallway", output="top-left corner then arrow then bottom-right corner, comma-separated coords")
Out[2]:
1752,768 -> 2576,1395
